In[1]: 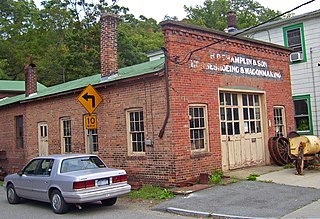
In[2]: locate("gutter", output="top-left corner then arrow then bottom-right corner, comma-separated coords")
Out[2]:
158,47 -> 170,138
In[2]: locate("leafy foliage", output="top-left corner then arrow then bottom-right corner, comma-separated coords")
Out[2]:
246,173 -> 260,181
0,0 -> 164,86
184,0 -> 286,31
209,170 -> 224,184
129,185 -> 175,200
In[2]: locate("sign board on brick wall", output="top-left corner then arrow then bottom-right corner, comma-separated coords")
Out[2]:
85,115 -> 97,130
78,84 -> 103,115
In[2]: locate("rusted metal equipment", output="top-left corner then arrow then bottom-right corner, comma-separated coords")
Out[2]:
289,135 -> 320,175
268,136 -> 291,166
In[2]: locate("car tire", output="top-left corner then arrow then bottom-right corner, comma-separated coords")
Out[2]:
6,184 -> 20,204
50,190 -> 69,214
101,197 -> 117,206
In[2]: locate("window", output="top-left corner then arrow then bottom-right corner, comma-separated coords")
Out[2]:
126,109 -> 145,154
61,156 -> 105,173
61,117 -> 72,153
283,23 -> 306,63
37,159 -> 54,176
220,93 -> 240,135
15,115 -> 24,148
23,159 -> 42,175
189,105 -> 209,151
293,95 -> 313,134
274,107 -> 286,137
242,94 -> 261,134
84,115 -> 98,153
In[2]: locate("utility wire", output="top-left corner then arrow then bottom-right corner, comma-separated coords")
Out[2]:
168,0 -> 316,65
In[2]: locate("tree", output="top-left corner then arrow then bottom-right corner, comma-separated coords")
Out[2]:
184,0 -> 284,31
0,0 -> 164,86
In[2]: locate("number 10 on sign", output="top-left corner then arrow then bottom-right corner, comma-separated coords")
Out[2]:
85,115 -> 97,130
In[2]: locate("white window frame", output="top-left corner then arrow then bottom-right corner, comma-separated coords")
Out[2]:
60,117 -> 72,153
126,109 -> 145,155
274,106 -> 286,137
189,104 -> 209,152
83,114 -> 99,153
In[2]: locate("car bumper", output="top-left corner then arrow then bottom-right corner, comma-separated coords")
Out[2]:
62,184 -> 131,203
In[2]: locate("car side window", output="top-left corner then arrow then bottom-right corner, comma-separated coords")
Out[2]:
23,159 -> 42,175
36,159 -> 54,176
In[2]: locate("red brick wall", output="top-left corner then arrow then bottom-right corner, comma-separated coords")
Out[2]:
0,105 -> 27,173
0,21 -> 295,187
161,21 -> 294,182
1,75 -> 177,185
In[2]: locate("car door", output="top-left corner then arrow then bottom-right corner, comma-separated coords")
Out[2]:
31,159 -> 54,202
13,159 -> 42,199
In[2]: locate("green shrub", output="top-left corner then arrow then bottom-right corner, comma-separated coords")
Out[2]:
129,185 -> 175,200
209,170 -> 224,184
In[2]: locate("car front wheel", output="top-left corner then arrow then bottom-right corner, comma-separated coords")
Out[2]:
50,190 -> 69,214
101,197 -> 117,206
7,184 -> 20,204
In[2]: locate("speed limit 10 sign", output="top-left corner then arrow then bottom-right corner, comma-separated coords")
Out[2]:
85,115 -> 97,130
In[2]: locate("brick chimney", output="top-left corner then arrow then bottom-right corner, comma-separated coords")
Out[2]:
24,63 -> 37,97
224,11 -> 237,33
100,13 -> 119,81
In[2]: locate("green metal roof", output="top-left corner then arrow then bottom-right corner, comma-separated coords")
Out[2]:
0,80 -> 47,92
0,58 -> 164,107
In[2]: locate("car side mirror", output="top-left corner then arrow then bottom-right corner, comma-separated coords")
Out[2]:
17,170 -> 23,176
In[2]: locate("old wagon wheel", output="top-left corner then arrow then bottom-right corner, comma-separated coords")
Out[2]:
296,145 -> 304,175
268,137 -> 284,166
275,137 -> 291,164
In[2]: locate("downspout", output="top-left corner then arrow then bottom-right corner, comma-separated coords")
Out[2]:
310,47 -> 319,135
158,47 -> 170,138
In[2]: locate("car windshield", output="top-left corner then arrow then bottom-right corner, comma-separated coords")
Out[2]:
60,156 -> 106,173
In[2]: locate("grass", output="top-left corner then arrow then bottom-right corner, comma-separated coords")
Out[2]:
246,173 -> 260,181
0,181 -> 2,187
129,185 -> 175,200
208,170 -> 224,184
283,163 -> 294,169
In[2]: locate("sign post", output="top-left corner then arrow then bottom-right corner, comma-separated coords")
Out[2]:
78,84 -> 102,154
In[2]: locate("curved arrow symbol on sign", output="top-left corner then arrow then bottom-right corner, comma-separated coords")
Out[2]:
82,93 -> 96,108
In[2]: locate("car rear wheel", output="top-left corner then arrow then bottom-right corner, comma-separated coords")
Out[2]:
7,184 -> 20,204
101,197 -> 117,206
50,190 -> 69,214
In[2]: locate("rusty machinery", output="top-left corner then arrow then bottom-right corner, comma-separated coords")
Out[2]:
268,132 -> 320,175
289,135 -> 320,175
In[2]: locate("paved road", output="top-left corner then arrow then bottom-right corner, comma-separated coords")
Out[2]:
0,188 -> 191,219
154,181 -> 320,218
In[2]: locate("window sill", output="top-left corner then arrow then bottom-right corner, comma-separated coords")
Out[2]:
190,151 -> 211,159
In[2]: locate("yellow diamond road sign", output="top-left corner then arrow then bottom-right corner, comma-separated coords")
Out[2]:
78,84 -> 102,115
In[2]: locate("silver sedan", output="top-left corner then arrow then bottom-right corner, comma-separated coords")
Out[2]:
3,154 -> 131,214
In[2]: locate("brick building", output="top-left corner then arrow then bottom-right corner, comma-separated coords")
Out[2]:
0,13 -> 294,186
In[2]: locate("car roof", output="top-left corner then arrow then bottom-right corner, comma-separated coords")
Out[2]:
33,154 -> 98,161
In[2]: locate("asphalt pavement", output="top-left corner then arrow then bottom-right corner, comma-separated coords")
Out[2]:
154,167 -> 320,218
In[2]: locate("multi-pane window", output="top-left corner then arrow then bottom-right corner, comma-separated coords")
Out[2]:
242,94 -> 261,134
220,93 -> 240,135
274,107 -> 286,137
189,105 -> 208,151
15,115 -> 24,148
127,110 -> 145,154
283,23 -> 306,62
85,128 -> 98,153
293,95 -> 312,134
61,118 -> 72,153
